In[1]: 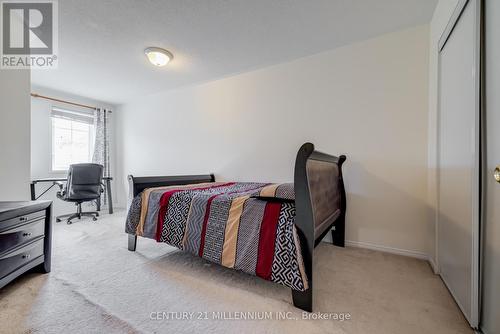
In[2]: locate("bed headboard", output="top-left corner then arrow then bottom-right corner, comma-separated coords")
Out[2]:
127,174 -> 215,203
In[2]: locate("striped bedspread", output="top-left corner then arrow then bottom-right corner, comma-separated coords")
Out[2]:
125,182 -> 308,291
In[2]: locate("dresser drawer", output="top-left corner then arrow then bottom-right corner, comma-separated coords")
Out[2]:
0,219 -> 45,255
0,210 -> 45,232
0,239 -> 44,279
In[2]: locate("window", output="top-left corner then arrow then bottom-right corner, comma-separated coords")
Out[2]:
51,108 -> 95,171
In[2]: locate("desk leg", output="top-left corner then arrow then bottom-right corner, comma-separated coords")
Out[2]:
30,183 -> 36,201
96,198 -> 101,211
106,179 -> 113,214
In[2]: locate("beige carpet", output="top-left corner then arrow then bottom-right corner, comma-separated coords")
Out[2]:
0,211 -> 472,334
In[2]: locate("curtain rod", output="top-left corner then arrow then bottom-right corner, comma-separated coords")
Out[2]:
30,93 -> 112,113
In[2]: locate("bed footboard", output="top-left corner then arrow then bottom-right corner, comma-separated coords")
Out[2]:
293,142 -> 347,312
126,174 -> 215,251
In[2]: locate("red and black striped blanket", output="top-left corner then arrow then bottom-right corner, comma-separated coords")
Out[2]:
125,182 -> 308,291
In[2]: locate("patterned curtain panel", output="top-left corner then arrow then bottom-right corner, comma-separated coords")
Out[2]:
92,108 -> 111,204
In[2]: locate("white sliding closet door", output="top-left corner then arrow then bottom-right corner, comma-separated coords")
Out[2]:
437,0 -> 480,328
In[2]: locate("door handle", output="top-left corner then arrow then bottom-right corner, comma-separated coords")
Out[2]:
495,166 -> 500,183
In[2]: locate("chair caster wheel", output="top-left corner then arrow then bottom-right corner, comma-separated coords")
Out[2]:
95,213 -> 99,217
56,218 -> 61,222
67,221 -> 72,225
92,217 -> 98,221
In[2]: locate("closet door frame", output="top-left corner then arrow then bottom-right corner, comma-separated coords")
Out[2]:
436,0 -> 482,328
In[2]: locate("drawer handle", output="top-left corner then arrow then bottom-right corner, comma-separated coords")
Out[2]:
19,217 -> 27,222
22,254 -> 31,259
22,232 -> 32,237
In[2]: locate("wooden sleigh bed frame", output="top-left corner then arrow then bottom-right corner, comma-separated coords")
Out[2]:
126,143 -> 346,312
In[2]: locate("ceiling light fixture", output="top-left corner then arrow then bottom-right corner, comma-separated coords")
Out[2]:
144,47 -> 173,67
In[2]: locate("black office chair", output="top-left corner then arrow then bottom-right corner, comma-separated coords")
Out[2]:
55,163 -> 104,224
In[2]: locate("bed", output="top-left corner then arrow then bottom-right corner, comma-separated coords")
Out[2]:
125,142 -> 346,312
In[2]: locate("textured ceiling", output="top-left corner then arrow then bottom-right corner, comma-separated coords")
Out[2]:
31,0 -> 437,104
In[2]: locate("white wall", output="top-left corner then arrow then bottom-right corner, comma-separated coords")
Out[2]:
427,0 -> 459,269
30,85 -> 117,215
0,70 -> 31,201
116,25 -> 431,255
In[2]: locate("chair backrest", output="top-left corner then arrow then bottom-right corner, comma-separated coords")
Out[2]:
65,163 -> 104,200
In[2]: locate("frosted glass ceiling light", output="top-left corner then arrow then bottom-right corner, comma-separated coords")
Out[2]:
145,47 -> 173,67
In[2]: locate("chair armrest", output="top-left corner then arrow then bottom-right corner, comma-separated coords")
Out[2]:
54,181 -> 66,198
54,181 -> 65,190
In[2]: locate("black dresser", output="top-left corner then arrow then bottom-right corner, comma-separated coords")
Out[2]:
0,201 -> 52,289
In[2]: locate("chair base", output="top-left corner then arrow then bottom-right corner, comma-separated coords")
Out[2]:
56,203 -> 99,224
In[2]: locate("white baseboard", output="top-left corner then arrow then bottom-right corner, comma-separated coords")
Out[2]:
427,256 -> 439,274
345,240 -> 428,259
345,240 -> 438,273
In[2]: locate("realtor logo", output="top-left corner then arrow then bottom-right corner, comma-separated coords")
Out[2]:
1,0 -> 58,69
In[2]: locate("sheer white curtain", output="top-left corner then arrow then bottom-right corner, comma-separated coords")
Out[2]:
92,108 -> 111,204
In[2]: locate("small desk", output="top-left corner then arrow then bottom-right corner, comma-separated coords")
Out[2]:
30,177 -> 114,214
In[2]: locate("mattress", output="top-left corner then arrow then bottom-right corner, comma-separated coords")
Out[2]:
125,182 -> 308,291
